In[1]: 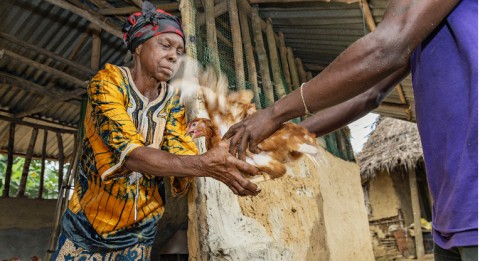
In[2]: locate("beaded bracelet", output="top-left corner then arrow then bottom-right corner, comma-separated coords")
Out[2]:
300,83 -> 314,116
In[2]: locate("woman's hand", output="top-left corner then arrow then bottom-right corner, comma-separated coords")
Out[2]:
199,140 -> 261,196
223,107 -> 283,161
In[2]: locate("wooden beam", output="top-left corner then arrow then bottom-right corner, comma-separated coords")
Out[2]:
266,18 -> 286,98
197,1 -> 228,26
14,88 -> 84,119
42,0 -> 123,39
239,4 -> 261,108
249,0 -> 358,3
409,168 -> 425,259
0,33 -> 95,76
359,0 -> 376,32
0,114 -> 78,134
2,123 -> 15,197
38,130 -> 48,199
91,28 -> 102,71
17,128 -> 39,197
129,0 -> 143,8
98,3 -> 180,15
0,72 -> 63,98
1,49 -> 87,87
228,0 -> 246,89
252,7 -> 274,106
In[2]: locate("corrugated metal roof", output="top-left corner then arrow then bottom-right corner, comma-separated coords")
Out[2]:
0,0 -> 415,160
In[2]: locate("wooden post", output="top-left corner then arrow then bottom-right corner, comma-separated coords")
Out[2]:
205,0 -> 221,74
266,18 -> 286,99
2,123 -> 15,197
17,128 -> 39,197
228,0 -> 246,90
409,168 -> 425,259
287,47 -> 300,90
44,138 -> 82,261
278,32 -> 292,93
38,129 -> 48,199
252,8 -> 274,106
56,132 -> 64,193
91,27 -> 101,71
238,5 -> 261,108
295,57 -> 308,83
307,71 -> 313,81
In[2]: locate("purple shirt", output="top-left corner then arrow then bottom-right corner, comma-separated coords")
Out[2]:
410,0 -> 478,249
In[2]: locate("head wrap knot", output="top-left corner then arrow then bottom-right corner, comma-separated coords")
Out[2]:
122,1 -> 184,53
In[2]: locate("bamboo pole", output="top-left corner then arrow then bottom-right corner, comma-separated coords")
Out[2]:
205,0 -> 221,74
252,8 -> 274,106
178,1 -> 210,260
295,57 -> 308,83
228,0 -> 246,90
238,5 -> 261,108
409,168 -> 425,259
98,3 -> 179,15
17,128 -> 39,197
56,132 -> 64,192
266,18 -> 286,99
2,123 -> 15,197
287,47 -> 300,90
278,32 -> 292,93
38,129 -> 48,199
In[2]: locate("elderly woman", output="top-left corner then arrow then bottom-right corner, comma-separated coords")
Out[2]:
53,2 -> 259,260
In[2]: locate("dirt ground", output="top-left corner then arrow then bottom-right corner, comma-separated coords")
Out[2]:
376,253 -> 434,261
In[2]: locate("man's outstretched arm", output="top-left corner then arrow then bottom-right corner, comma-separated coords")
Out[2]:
300,65 -> 410,137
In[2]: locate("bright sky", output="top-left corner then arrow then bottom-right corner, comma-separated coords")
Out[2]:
347,113 -> 379,153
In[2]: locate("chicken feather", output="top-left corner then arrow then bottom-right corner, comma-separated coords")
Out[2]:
174,56 -> 318,180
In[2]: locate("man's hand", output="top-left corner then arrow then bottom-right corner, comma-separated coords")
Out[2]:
223,107 -> 283,161
199,140 -> 262,196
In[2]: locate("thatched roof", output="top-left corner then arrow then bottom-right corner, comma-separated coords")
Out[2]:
357,116 -> 423,182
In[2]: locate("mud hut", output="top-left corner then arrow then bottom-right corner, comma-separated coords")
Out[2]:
357,116 -> 433,259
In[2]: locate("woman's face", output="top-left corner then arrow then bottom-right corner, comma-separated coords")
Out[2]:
136,33 -> 184,82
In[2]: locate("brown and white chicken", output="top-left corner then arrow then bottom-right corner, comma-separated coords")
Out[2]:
173,57 -> 318,180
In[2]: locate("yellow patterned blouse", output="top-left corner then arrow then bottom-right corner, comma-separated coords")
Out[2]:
61,63 -> 198,251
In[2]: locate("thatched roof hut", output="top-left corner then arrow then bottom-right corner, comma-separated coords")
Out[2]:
357,116 -> 424,183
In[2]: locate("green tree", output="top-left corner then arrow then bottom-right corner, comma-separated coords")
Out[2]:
0,154 -> 68,199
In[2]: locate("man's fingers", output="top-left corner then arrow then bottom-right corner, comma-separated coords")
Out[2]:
248,139 -> 261,154
238,134 -> 250,161
229,132 -> 241,156
223,124 -> 239,140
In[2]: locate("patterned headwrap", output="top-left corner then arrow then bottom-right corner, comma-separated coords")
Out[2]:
122,1 -> 184,53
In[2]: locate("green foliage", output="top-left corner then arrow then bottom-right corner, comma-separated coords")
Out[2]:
0,154 -> 68,199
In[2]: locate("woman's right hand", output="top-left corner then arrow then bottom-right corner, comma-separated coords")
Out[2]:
198,140 -> 261,196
